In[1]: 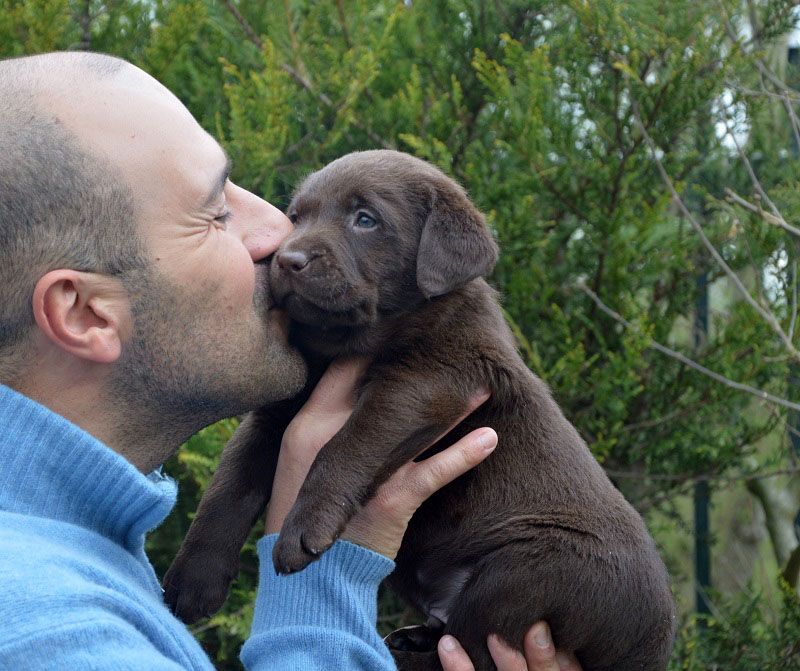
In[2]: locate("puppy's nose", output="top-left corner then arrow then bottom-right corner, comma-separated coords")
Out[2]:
276,250 -> 311,272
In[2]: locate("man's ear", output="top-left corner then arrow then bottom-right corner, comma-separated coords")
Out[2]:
32,269 -> 131,364
416,179 -> 499,299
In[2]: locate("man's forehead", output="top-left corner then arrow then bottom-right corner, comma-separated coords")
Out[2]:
43,70 -> 213,164
22,58 -> 228,224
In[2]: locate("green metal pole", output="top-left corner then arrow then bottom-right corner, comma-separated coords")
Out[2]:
788,45 -> 800,545
694,272 -> 711,615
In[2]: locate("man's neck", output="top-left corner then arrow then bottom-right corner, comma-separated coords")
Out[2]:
12,368 -> 188,474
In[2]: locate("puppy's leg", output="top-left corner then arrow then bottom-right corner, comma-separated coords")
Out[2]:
391,649 -> 443,671
272,370 -> 478,574
163,401 -> 299,623
386,623 -> 445,671
443,539 -> 674,671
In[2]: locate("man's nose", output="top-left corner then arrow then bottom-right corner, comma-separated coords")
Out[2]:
230,183 -> 293,261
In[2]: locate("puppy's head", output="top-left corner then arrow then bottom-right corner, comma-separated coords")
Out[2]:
270,150 -> 498,350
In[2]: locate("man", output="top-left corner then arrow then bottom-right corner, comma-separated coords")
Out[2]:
0,51 -> 581,670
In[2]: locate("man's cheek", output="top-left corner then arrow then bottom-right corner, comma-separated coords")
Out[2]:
215,245 -> 258,309
227,267 -> 259,319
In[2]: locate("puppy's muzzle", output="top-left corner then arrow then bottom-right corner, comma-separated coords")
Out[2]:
276,249 -> 317,273
270,243 -> 377,327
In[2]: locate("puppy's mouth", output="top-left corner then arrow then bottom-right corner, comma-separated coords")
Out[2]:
279,291 -> 377,328
267,249 -> 379,328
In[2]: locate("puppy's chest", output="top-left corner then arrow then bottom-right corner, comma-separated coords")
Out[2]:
376,313 -> 499,368
367,345 -> 496,396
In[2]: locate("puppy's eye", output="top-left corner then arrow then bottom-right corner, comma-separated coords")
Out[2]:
288,212 -> 298,224
354,212 -> 377,229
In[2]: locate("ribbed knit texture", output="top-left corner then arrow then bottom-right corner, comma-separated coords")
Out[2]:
242,535 -> 396,670
0,383 -> 397,670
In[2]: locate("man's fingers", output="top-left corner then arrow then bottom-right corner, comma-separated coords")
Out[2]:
552,652 -> 581,671
438,635 -> 476,671
522,623 -> 581,670
409,427 -> 497,501
439,627 -> 580,671
304,356 -> 370,413
462,388 -> 491,415
410,389 -> 491,461
487,634 -> 528,671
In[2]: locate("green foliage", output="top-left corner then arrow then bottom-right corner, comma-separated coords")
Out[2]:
670,580 -> 800,669
7,1 -> 800,667
0,0 -> 73,55
220,39 -> 296,198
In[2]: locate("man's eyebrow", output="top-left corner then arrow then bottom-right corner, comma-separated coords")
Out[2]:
201,153 -> 232,210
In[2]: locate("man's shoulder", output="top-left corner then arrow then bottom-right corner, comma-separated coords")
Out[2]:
0,513 -> 106,638
0,509 -> 140,600
2,510 -> 91,577
0,512 -> 211,670
1,507 -> 105,554
0,509 -> 169,637
1,508 -> 68,553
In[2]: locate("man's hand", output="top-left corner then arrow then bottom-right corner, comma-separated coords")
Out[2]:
265,357 -> 495,560
342,411 -> 495,559
438,622 -> 582,671
265,357 -> 368,536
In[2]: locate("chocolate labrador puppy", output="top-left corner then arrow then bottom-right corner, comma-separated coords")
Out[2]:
163,150 -> 676,670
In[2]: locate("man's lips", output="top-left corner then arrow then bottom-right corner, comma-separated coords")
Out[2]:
255,262 -> 276,311
268,306 -> 290,333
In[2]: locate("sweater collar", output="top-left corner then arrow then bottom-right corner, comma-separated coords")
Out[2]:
0,383 -> 177,552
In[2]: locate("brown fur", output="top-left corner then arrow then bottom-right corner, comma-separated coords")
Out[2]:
163,150 -> 676,671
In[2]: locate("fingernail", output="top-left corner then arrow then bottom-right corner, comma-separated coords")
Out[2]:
439,635 -> 458,652
534,622 -> 551,648
556,652 -> 572,668
477,428 -> 497,452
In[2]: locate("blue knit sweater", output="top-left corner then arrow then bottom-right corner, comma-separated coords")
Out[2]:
0,383 -> 397,670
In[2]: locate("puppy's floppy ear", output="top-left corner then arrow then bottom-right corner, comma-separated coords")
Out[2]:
416,178 -> 499,299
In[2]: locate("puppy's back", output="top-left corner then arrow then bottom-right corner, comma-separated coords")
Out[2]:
385,278 -> 676,670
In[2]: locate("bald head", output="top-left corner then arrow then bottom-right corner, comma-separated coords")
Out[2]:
0,52 -> 148,376
2,50 -> 126,84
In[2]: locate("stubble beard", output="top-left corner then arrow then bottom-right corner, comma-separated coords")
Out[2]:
109,266 -> 307,449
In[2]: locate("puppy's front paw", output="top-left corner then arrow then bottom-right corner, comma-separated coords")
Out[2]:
163,551 -> 237,624
272,513 -> 341,574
